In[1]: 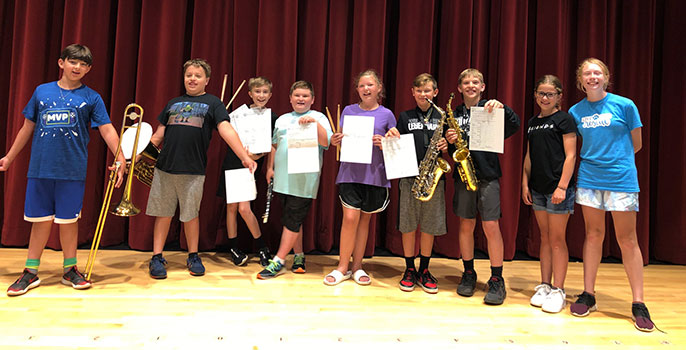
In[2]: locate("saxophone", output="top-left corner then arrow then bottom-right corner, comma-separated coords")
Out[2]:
445,93 -> 478,191
412,96 -> 453,202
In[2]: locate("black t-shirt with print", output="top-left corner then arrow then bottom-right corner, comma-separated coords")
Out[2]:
397,106 -> 447,170
526,110 -> 577,194
156,93 -> 229,175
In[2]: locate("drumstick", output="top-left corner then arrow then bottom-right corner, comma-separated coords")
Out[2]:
225,79 -> 246,110
325,107 -> 335,131
220,74 -> 228,102
336,104 -> 341,161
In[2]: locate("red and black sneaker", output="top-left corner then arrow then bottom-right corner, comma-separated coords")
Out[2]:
419,268 -> 438,294
61,266 -> 92,290
7,269 -> 41,296
399,267 -> 417,292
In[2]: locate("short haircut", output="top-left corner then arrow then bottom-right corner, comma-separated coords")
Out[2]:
354,69 -> 385,100
249,76 -> 273,91
60,44 -> 93,66
413,73 -> 438,90
183,58 -> 211,78
290,80 -> 314,97
576,57 -> 611,92
457,68 -> 484,85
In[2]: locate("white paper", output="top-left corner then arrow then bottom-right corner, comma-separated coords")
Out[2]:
229,104 -> 272,154
469,106 -> 504,153
382,134 -> 419,180
224,168 -> 257,203
340,115 -> 375,164
287,122 -> 319,174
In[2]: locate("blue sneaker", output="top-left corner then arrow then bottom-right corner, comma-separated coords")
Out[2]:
187,254 -> 205,276
149,255 -> 167,279
257,259 -> 283,279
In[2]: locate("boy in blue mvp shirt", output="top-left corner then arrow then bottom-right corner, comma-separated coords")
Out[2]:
1,44 -> 126,296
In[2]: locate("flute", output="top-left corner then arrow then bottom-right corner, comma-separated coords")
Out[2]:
262,179 -> 274,223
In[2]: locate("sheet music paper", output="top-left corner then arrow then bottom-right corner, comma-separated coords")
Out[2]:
340,115 -> 375,164
224,168 -> 257,203
469,106 -> 504,153
287,122 -> 319,174
382,134 -> 419,179
229,104 -> 272,154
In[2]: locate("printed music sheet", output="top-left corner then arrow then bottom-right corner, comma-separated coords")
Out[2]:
229,104 -> 272,154
287,122 -> 319,174
382,134 -> 419,180
469,106 -> 504,153
225,168 -> 257,203
340,115 -> 374,164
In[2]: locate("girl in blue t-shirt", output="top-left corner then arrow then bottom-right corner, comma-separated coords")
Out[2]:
568,58 -> 654,332
522,75 -> 577,313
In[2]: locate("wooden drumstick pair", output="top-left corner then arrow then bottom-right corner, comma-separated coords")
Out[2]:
325,105 -> 341,161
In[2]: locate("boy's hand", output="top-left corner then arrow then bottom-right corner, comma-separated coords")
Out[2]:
243,158 -> 257,173
0,156 -> 12,171
437,137 -> 448,152
331,132 -> 343,146
445,129 -> 458,144
266,168 -> 274,183
385,127 -> 400,138
298,115 -> 316,124
373,134 -> 384,150
484,99 -> 503,113
108,161 -> 125,188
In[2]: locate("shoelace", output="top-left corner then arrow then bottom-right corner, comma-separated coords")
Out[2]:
633,304 -> 666,334
267,260 -> 281,273
403,269 -> 415,281
575,292 -> 595,306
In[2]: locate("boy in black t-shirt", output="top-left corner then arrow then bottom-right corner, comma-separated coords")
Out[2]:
385,74 -> 448,294
145,59 -> 256,279
445,68 -> 520,305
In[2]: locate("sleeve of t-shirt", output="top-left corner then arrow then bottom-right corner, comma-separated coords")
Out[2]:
557,112 -> 578,135
212,98 -> 230,129
157,101 -> 172,126
22,89 -> 39,123
89,93 -> 111,128
503,104 -> 520,139
624,100 -> 643,130
386,109 -> 397,130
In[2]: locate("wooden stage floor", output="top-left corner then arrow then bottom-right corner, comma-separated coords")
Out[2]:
0,248 -> 683,349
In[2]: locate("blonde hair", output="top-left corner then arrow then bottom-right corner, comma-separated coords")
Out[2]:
183,58 -> 211,78
575,57 -> 611,92
413,73 -> 438,90
457,68 -> 484,85
249,76 -> 273,91
354,69 -> 385,100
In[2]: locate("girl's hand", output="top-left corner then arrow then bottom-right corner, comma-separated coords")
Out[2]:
522,186 -> 532,205
484,99 -> 503,113
385,127 -> 400,138
373,134 -> 384,150
331,132 -> 343,146
551,187 -> 566,204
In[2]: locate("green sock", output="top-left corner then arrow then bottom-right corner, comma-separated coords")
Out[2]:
63,257 -> 77,273
25,259 -> 40,274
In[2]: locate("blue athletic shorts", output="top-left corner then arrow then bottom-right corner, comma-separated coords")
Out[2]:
24,178 -> 86,224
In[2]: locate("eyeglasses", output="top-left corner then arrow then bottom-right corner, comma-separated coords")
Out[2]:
536,91 -> 559,99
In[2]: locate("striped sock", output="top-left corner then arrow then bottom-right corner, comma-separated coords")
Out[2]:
25,259 -> 40,274
63,257 -> 77,273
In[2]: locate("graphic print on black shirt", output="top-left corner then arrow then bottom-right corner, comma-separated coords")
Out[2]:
526,110 -> 577,194
397,107 -> 444,168
167,102 -> 209,128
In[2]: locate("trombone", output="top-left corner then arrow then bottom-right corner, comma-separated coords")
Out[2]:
85,103 -> 151,280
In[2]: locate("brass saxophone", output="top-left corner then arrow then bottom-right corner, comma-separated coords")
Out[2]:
445,93 -> 478,191
412,96 -> 453,202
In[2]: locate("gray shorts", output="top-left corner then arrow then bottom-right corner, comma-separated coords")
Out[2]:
146,168 -> 205,222
398,178 -> 447,236
452,179 -> 501,221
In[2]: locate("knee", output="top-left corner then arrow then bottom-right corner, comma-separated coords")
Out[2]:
481,221 -> 501,239
238,206 -> 252,217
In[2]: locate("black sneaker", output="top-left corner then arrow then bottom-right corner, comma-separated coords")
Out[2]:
149,255 -> 168,279
418,268 -> 438,294
257,247 -> 272,267
291,254 -> 306,273
570,291 -> 597,317
229,248 -> 248,266
61,266 -> 92,290
7,269 -> 41,296
398,267 -> 417,292
457,270 -> 477,297
632,303 -> 655,332
484,276 -> 506,305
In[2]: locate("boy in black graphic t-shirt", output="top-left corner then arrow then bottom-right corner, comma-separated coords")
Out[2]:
145,59 -> 256,279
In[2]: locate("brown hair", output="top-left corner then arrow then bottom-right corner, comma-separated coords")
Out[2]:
289,80 -> 314,97
248,76 -> 273,91
457,68 -> 484,85
60,44 -> 93,66
575,57 -> 611,92
354,69 -> 385,100
413,73 -> 438,90
534,74 -> 563,108
183,58 -> 211,78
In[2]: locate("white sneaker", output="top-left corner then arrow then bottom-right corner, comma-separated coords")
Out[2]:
530,284 -> 551,307
542,288 -> 566,313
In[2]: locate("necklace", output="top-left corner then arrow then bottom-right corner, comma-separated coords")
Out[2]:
422,108 -> 433,124
57,82 -> 73,102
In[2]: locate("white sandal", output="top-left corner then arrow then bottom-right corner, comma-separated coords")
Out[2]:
353,269 -> 371,285
323,269 -> 352,286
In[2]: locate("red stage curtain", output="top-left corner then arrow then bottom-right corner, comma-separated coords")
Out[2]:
1,0 -> 684,265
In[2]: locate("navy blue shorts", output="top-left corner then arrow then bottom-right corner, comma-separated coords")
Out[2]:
24,178 -> 85,224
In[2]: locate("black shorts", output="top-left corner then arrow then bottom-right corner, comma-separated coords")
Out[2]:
338,183 -> 389,214
279,193 -> 313,232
